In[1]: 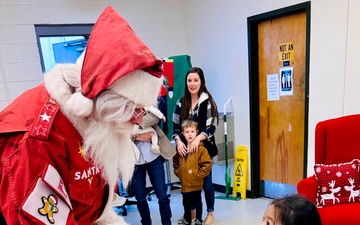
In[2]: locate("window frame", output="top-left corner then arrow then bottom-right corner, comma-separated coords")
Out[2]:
35,24 -> 94,72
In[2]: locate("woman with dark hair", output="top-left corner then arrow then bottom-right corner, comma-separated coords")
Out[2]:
172,67 -> 219,225
260,194 -> 322,225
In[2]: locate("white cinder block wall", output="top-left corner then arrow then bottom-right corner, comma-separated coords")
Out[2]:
0,0 -> 186,110
2,0 -> 360,191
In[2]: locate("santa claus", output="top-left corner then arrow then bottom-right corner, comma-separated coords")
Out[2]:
0,6 -> 163,225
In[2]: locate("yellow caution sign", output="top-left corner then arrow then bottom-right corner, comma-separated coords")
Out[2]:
233,146 -> 248,200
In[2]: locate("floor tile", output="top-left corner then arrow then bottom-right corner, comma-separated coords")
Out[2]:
113,187 -> 271,225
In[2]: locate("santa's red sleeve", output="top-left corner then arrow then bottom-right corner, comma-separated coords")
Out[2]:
0,85 -> 107,225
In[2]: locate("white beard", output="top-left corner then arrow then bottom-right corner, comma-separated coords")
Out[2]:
45,65 -> 140,188
83,120 -> 138,187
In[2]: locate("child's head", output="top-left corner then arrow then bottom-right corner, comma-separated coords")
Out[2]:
181,120 -> 198,142
260,194 -> 322,225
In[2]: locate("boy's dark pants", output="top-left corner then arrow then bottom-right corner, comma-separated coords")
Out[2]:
182,190 -> 203,223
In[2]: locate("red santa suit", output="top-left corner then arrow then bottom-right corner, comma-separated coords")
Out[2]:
0,84 -> 107,224
0,6 -> 163,225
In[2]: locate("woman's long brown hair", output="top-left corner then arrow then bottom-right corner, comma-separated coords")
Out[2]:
180,67 -> 219,125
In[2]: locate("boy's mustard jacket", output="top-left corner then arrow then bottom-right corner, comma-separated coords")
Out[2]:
173,141 -> 213,192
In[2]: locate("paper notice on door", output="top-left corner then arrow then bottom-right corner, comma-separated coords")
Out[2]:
267,74 -> 280,101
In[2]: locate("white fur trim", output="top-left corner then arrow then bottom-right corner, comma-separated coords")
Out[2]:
76,50 -> 85,65
95,185 -> 129,225
44,64 -> 80,105
66,92 -> 93,117
45,53 -> 94,117
44,62 -> 90,134
109,70 -> 163,107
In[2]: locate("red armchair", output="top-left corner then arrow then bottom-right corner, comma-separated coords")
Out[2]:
297,114 -> 360,225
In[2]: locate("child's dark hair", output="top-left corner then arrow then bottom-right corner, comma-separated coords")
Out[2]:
271,194 -> 322,225
181,119 -> 198,131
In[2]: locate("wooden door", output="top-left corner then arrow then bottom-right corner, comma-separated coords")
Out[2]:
248,2 -> 310,199
258,12 -> 306,198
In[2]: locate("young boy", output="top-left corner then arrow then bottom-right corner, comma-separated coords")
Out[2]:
173,120 -> 213,225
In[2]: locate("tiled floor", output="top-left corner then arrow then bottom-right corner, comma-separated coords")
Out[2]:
113,186 -> 271,225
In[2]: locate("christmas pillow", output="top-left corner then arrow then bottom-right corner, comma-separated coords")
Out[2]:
314,159 -> 360,207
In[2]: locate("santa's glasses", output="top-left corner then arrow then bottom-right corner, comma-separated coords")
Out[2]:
133,108 -> 146,119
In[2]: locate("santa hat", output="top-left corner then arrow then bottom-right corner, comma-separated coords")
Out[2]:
67,6 -> 163,116
49,195 -> 58,204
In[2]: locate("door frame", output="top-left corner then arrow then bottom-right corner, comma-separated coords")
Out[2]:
247,1 -> 311,198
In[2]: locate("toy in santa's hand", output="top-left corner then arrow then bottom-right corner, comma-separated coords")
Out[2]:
0,6 -> 163,225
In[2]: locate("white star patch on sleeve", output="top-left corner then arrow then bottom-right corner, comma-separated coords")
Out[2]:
30,98 -> 60,140
40,113 -> 52,122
